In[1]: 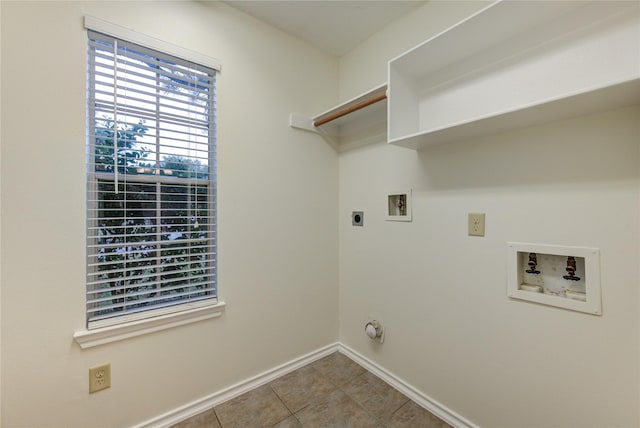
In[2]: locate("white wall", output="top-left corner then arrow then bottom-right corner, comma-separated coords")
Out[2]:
2,2 -> 639,427
0,2 -> 339,427
338,1 -> 491,102
338,2 -> 640,427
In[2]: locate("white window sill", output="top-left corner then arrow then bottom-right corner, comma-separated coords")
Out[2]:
73,301 -> 226,349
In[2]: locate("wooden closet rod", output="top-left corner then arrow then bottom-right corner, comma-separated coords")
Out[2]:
314,92 -> 387,127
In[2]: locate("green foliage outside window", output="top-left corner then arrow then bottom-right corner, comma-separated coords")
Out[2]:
91,120 -> 213,317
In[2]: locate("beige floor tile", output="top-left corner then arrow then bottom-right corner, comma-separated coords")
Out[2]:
214,384 -> 292,428
270,365 -> 336,412
171,409 -> 220,428
273,415 -> 302,427
171,353 -> 452,428
385,401 -> 452,428
311,352 -> 367,387
294,389 -> 381,427
343,371 -> 410,420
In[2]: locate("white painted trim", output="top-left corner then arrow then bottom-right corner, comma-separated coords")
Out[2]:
84,15 -> 221,71
289,113 -> 317,132
73,301 -> 226,349
337,344 -> 477,428
133,341 -> 475,428
135,342 -> 340,428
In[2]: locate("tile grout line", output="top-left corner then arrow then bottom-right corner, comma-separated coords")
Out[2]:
267,383 -> 296,426
171,350 -> 449,428
285,362 -> 341,425
212,408 -> 223,428
334,364 -> 414,426
339,385 -> 383,427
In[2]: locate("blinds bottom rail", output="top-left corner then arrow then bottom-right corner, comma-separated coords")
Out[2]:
87,295 -> 218,326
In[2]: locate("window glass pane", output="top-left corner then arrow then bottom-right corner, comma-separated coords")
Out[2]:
93,181 -> 158,316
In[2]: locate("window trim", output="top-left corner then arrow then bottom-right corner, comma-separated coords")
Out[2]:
74,300 -> 226,349
84,16 -> 221,72
79,17 -> 223,342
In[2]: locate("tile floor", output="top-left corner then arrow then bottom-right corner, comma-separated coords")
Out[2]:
172,352 -> 452,428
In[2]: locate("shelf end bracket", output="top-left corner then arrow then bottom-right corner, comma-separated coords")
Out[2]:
289,113 -> 317,133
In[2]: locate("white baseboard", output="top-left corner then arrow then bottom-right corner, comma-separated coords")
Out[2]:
135,342 -> 340,428
337,344 -> 477,428
135,341 -> 475,428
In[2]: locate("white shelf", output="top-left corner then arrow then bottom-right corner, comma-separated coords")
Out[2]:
290,83 -> 387,151
388,0 -> 640,149
391,78 -> 640,149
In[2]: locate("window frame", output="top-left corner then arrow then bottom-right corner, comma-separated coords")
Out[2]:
78,17 -> 224,343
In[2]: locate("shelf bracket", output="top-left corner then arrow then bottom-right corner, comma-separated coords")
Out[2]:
289,113 -> 317,133
289,83 -> 388,152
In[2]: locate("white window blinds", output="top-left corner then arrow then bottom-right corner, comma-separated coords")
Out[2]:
86,30 -> 217,329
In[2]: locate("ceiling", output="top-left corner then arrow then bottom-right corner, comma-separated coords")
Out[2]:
223,1 -> 426,56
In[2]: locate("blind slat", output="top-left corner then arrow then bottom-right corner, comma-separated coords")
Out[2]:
93,102 -> 212,131
88,278 -> 217,305
89,38 -> 216,80
88,267 -> 217,289
91,68 -> 214,111
87,297 -> 218,325
87,270 -> 217,295
89,51 -> 215,96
